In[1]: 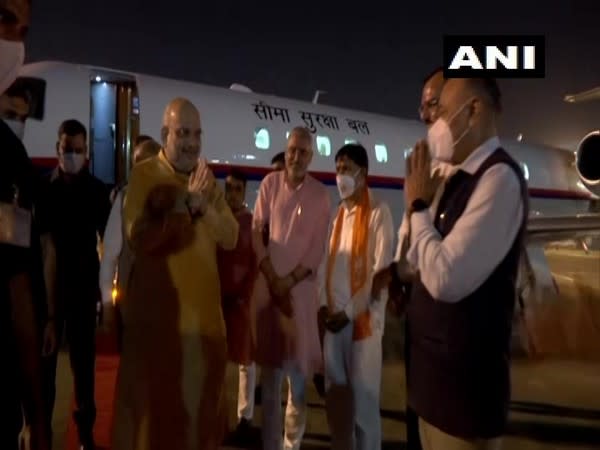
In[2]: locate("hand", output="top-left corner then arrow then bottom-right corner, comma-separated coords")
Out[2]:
325,311 -> 350,333
188,158 -> 216,195
271,275 -> 294,298
41,320 -> 57,357
371,265 -> 393,300
186,191 -> 208,216
405,140 -> 443,210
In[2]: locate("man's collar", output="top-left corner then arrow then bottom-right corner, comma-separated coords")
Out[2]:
457,136 -> 501,175
158,149 -> 178,174
283,171 -> 306,192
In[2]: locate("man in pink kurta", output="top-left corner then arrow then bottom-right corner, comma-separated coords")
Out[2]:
251,127 -> 331,450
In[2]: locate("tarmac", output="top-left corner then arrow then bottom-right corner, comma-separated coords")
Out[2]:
50,247 -> 600,449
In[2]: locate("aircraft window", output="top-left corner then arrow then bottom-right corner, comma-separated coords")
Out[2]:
374,143 -> 388,163
254,127 -> 270,150
520,162 -> 530,180
286,131 -> 290,139
404,147 -> 413,159
345,138 -> 357,145
316,135 -> 331,156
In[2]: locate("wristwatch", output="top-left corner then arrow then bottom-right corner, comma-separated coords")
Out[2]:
409,198 -> 429,215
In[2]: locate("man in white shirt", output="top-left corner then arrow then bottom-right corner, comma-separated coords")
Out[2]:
99,138 -> 161,329
373,67 -> 449,450
401,78 -> 528,450
318,143 -> 394,450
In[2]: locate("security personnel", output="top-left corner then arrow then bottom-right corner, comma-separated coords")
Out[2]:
42,119 -> 111,450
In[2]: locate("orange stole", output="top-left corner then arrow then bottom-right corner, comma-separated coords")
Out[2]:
325,188 -> 372,340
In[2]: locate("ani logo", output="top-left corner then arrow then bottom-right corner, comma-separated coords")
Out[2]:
443,35 -> 545,78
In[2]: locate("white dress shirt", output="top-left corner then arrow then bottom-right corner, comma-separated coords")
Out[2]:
99,189 -> 124,306
318,190 -> 395,332
406,136 -> 524,303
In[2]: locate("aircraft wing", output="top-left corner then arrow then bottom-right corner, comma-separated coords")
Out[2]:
563,86 -> 600,103
518,213 -> 600,310
526,213 -> 600,244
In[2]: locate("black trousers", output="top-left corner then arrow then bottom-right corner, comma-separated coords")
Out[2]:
405,319 -> 422,450
43,293 -> 97,441
0,342 -> 23,450
0,287 -> 24,450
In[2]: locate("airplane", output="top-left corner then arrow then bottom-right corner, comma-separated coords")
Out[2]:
10,61 -> 600,218
7,60 -> 600,312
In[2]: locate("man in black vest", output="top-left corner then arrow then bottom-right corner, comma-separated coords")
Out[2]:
402,77 -> 528,449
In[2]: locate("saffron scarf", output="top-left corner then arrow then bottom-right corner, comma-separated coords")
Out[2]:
325,187 -> 372,341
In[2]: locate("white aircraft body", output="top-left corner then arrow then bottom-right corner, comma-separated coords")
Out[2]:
14,62 -> 600,224
12,61 -> 600,301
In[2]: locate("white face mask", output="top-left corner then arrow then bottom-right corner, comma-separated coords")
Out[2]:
60,153 -> 86,174
0,39 -> 25,95
336,169 -> 360,200
427,99 -> 472,163
5,119 -> 25,140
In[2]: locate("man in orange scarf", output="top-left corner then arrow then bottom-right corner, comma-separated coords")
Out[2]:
317,144 -> 394,450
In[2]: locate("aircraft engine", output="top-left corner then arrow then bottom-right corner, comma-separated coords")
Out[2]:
575,130 -> 600,196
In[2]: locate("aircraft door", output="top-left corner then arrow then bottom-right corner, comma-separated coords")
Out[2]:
115,83 -> 140,184
89,75 -> 140,188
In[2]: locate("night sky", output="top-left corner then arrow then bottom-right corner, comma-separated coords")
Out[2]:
26,0 -> 600,151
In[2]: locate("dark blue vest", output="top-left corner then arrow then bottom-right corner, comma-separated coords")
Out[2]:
406,148 -> 529,439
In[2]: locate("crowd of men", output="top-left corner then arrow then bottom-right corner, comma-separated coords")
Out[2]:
2,1 -> 529,450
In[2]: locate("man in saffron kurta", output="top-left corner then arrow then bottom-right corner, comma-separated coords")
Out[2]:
217,169 -> 258,439
318,144 -> 394,450
112,98 -> 239,450
251,126 -> 331,450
